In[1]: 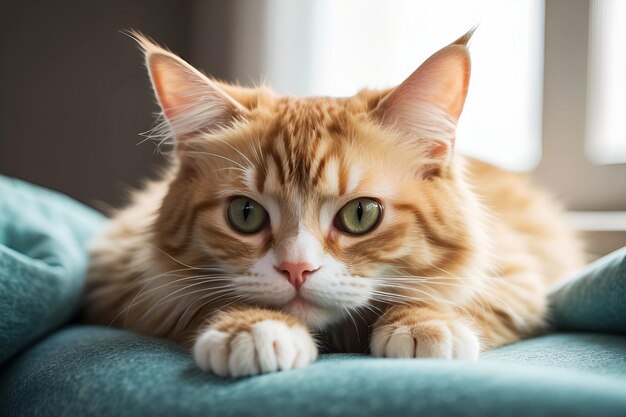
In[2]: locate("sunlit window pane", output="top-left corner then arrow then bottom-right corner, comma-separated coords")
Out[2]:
586,0 -> 626,164
263,0 -> 545,171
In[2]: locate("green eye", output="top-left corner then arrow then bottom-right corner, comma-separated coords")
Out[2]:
227,197 -> 269,234
335,198 -> 382,235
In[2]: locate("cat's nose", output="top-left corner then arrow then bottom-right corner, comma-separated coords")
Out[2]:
276,263 -> 319,290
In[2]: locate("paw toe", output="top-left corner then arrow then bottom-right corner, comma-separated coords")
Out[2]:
195,319 -> 318,377
193,329 -> 228,376
371,320 -> 480,360
252,320 -> 296,373
229,331 -> 260,377
451,323 -> 480,360
386,326 -> 416,358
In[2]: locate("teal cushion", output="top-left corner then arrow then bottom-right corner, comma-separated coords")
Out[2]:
1,326 -> 626,417
549,246 -> 626,333
2,175 -> 626,416
0,176 -> 105,364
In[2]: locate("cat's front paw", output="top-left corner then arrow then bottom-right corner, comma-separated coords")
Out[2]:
371,319 -> 479,360
193,319 -> 317,377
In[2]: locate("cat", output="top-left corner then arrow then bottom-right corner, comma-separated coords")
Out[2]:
84,30 -> 584,377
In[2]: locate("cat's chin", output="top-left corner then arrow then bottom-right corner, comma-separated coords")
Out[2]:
281,296 -> 341,330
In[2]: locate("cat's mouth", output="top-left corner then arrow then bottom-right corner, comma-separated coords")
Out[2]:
288,294 -> 318,310
283,293 -> 333,317
282,293 -> 341,329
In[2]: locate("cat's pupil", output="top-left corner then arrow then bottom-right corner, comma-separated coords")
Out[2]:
357,201 -> 363,222
243,200 -> 252,221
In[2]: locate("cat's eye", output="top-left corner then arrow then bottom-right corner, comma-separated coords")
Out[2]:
227,197 -> 269,234
334,198 -> 382,235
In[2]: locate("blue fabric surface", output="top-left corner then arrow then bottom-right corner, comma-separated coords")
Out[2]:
549,246 -> 626,333
0,176 -> 105,364
1,175 -> 626,416
1,326 -> 626,417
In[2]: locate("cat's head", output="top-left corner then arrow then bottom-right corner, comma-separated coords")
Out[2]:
140,30 -> 487,330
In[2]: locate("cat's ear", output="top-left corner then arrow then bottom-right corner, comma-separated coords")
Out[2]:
374,29 -> 474,164
134,33 -> 245,143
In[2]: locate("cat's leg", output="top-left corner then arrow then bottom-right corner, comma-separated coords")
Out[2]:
370,305 -> 480,360
193,307 -> 317,377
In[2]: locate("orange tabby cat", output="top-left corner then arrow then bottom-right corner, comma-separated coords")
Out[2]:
84,31 -> 584,377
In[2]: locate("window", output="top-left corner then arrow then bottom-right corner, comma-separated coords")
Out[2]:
222,0 -> 626,255
261,0 -> 545,171
586,0 -> 626,164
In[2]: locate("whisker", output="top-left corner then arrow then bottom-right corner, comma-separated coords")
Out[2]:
343,307 -> 361,342
118,274 -> 236,324
212,136 -> 254,169
133,286 -> 237,330
180,150 -> 247,170
174,291 -> 242,334
378,278 -> 517,316
370,286 -> 475,319
148,245 -> 215,270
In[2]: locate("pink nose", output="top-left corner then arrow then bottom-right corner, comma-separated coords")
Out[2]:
276,263 -> 319,290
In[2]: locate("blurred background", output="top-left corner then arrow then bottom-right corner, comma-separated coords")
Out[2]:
1,0 -> 624,256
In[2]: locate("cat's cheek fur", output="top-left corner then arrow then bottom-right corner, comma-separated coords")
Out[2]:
193,320 -> 318,377
371,316 -> 480,360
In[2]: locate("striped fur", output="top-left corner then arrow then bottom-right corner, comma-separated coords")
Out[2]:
84,34 -> 584,375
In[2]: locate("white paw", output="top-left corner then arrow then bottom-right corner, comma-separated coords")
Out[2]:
193,320 -> 318,377
371,320 -> 480,360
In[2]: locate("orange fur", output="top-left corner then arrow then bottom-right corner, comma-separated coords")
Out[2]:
84,33 -> 584,372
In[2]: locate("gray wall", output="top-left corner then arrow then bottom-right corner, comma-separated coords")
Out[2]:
0,0 -> 233,210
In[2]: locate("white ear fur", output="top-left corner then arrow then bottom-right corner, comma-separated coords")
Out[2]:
132,33 -> 245,141
375,30 -> 474,160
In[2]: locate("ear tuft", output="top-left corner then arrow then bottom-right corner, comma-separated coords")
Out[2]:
126,31 -> 245,145
374,29 -> 474,167
452,26 -> 478,47
122,29 -> 166,57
